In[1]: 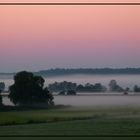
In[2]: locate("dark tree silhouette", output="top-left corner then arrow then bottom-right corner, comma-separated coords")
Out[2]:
8,71 -> 54,106
49,81 -> 106,93
0,82 -> 5,92
109,80 -> 124,92
134,85 -> 140,92
67,90 -> 76,95
0,89 -> 2,106
48,81 -> 77,92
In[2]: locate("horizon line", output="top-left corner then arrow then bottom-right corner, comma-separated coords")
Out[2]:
0,2 -> 140,5
1,67 -> 140,74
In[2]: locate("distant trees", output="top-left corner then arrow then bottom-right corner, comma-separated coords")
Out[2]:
9,71 -> 54,106
38,68 -> 140,77
49,81 -> 107,93
109,80 -> 124,92
134,85 -> 140,92
67,90 -> 76,95
49,81 -> 77,92
58,90 -> 76,95
76,83 -> 106,92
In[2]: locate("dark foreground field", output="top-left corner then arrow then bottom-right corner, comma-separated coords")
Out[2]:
1,137 -> 140,140
0,106 -> 140,139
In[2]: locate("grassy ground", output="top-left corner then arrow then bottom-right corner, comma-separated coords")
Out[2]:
0,118 -> 140,135
0,106 -> 140,125
1,137 -> 140,140
0,106 -> 140,138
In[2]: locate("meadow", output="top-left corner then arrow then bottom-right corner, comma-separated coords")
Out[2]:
0,105 -> 140,140
1,74 -> 140,139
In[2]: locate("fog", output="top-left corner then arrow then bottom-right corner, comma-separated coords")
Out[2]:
2,94 -> 140,108
1,74 -> 140,91
1,74 -> 140,108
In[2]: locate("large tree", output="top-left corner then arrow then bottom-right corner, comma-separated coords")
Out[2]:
0,82 -> 5,92
9,71 -> 54,106
0,89 -> 2,106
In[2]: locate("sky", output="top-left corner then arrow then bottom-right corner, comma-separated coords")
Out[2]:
0,0 -> 140,2
0,1 -> 140,72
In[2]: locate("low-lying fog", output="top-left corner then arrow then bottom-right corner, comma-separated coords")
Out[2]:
3,94 -> 140,108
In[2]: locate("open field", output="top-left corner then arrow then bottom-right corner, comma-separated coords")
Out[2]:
1,118 -> 140,135
1,95 -> 140,139
0,106 -> 140,138
0,106 -> 140,125
1,137 -> 140,140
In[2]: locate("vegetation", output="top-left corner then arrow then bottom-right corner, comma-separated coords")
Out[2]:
49,81 -> 77,92
1,68 -> 140,77
67,90 -> 77,95
76,83 -> 107,92
134,85 -> 140,92
49,80 -> 140,93
1,118 -> 140,136
49,81 -> 106,93
0,70 -> 140,139
37,68 -> 140,76
109,80 -> 124,92
0,106 -> 139,125
58,90 -> 76,95
0,82 -> 5,92
0,138 -> 137,140
0,106 -> 140,136
1,138 -> 138,140
8,71 -> 54,106
0,89 -> 2,106
49,80 -> 128,93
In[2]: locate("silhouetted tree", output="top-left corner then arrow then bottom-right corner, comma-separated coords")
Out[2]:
48,81 -> 77,92
134,85 -> 140,92
109,80 -> 124,92
125,87 -> 130,92
8,71 -> 54,106
49,81 -> 107,93
109,80 -> 117,91
67,90 -> 76,95
76,84 -> 84,92
0,82 -> 5,92
94,83 -> 107,92
76,83 -> 106,93
0,89 -> 2,106
58,90 -> 76,95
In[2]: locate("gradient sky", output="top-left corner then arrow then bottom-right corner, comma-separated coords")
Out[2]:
0,1 -> 140,72
1,0 -> 140,2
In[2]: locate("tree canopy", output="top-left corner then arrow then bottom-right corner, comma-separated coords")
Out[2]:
0,89 -> 2,106
9,71 -> 54,106
0,82 -> 5,92
109,80 -> 124,92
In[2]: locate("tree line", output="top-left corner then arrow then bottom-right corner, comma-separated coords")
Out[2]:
48,80 -> 134,93
37,68 -> 140,76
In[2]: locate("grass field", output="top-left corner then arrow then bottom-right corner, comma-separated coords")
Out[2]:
0,106 -> 140,139
0,106 -> 140,125
1,137 -> 140,140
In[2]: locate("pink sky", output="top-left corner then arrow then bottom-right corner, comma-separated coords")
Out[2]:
0,0 -> 140,2
0,2 -> 140,72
